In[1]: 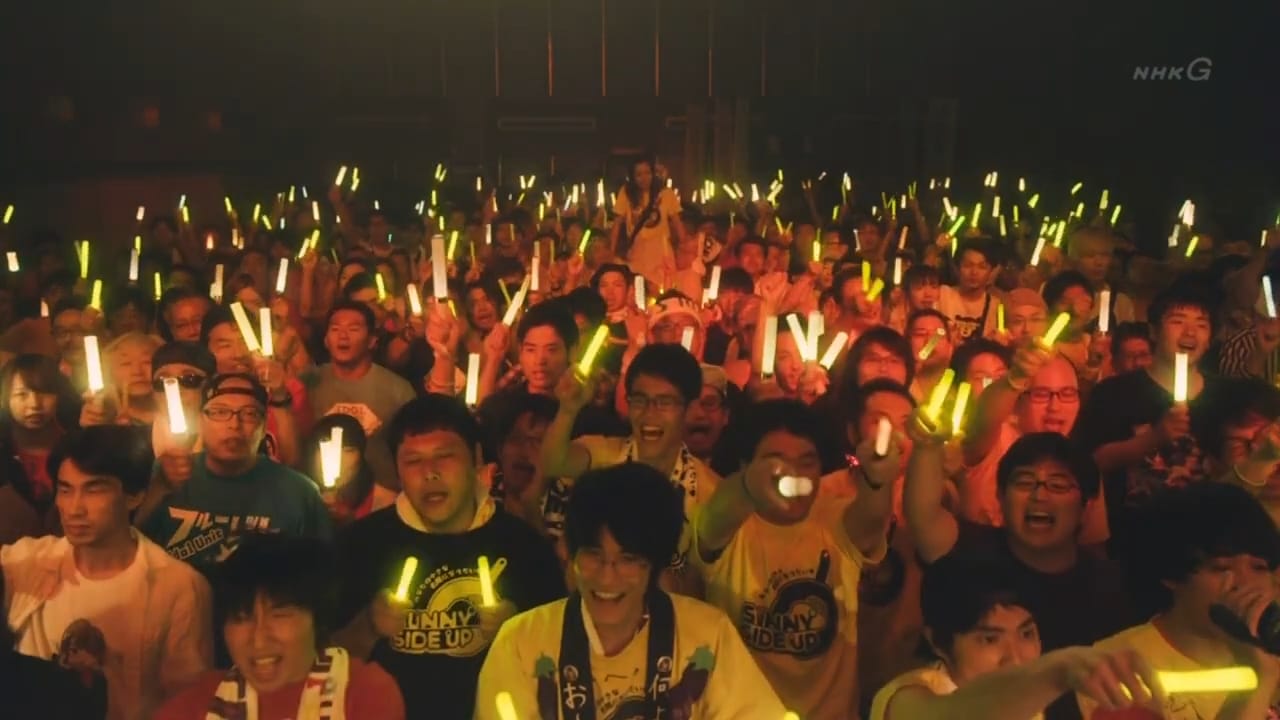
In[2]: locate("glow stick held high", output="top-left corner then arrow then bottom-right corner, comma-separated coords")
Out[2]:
501,277 -> 530,327
1174,352 -> 1188,404
1041,312 -> 1071,348
924,369 -> 956,425
578,325 -> 610,375
951,381 -> 973,436
229,302 -> 262,353
1098,290 -> 1112,333
90,279 -> 102,311
819,331 -> 849,370
163,377 -> 187,435
128,248 -> 139,281
761,316 -> 779,378
84,336 -> 105,393
275,259 -> 289,294
2,205 -> 13,224
785,314 -> 811,361
5,252 -> 18,272
874,416 -> 893,457
1264,277 -> 1277,319
259,307 -> 274,357
393,557 -> 419,603
465,353 -> 481,407
1031,236 -> 1047,266
893,257 -> 904,286
477,556 -> 497,607
431,234 -> 448,299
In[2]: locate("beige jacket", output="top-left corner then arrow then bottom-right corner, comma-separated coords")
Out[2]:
2,532 -> 213,720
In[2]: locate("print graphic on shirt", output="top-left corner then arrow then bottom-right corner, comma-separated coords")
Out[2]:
325,403 -> 382,438
54,618 -> 107,686
740,550 -> 838,659
533,646 -> 715,720
1124,423 -> 1203,508
393,557 -> 507,657
163,508 -> 276,562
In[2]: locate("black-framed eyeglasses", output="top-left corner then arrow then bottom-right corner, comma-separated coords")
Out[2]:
1025,387 -> 1080,405
1010,477 -> 1079,495
202,406 -> 265,425
628,394 -> 683,412
152,374 -> 207,393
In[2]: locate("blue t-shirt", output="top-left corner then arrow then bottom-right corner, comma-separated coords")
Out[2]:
141,453 -> 333,570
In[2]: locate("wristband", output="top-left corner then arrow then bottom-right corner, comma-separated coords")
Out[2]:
268,392 -> 293,408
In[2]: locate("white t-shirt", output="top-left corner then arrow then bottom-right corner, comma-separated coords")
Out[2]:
40,543 -> 151,720
939,285 -> 998,343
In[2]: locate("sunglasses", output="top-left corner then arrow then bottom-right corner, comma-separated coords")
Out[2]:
151,373 -> 207,393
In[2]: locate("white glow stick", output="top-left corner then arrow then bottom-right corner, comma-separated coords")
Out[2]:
807,310 -> 824,361
125,247 -> 139,281
135,205 -> 145,223
40,300 -> 48,318
5,252 -> 17,272
273,258 -> 288,295
477,555 -> 497,606
777,475 -> 814,498
634,275 -> 646,310
495,692 -> 519,720
1098,290 -> 1112,333
431,234 -> 448,299
893,257 -> 904,286
1174,352 -> 1188,404
501,277 -> 531,327
334,166 -> 348,187
229,302 -> 262,353
874,416 -> 892,457
531,241 -> 541,292
394,557 -> 419,602
1031,236 -> 1047,266
761,316 -> 778,377
162,377 -> 187,435
212,263 -> 224,300
464,352 -> 481,407
320,426 -> 343,488
819,331 -> 849,370
259,307 -> 274,357
785,313 -> 811,361
84,336 -> 104,393
707,266 -> 722,301
681,326 -> 695,351
407,283 -> 423,316
1265,277 -> 1277,319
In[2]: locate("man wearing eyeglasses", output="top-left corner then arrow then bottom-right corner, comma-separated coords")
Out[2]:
540,344 -> 720,598
684,364 -> 732,466
136,373 -> 331,573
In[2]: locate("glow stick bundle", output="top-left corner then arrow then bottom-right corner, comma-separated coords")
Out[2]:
477,556 -> 497,606
761,316 -> 779,377
917,327 -> 945,361
84,336 -> 105,393
1174,352 -> 1188,404
163,377 -> 187,434
578,325 -> 610,374
465,353 -> 481,407
5,252 -> 18,272
431,234 -> 448,299
501,277 -> 531,327
819,331 -> 849,370
229,302 -> 262,353
924,368 -> 956,425
873,416 -> 892,457
259,307 -> 274,357
1264,277 -> 1277,319
951,382 -> 973,436
320,426 -> 343,488
394,557 -> 419,602
1098,290 -> 1112,333
634,275 -> 646,310
1041,312 -> 1071,347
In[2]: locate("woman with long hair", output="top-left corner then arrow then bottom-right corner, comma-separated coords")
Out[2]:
0,353 -> 80,543
608,153 -> 687,287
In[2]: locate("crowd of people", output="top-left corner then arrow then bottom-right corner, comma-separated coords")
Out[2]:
1,156 -> 1280,719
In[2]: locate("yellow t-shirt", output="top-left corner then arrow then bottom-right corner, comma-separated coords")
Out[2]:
696,495 -> 887,719
474,594 -> 787,720
870,661 -> 1044,720
615,187 -> 681,284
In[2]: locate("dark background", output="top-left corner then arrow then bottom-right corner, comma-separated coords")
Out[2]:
0,0 -> 1276,251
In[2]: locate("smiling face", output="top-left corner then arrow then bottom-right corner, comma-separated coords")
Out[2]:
396,429 -> 478,532
684,386 -> 728,458
223,594 -> 318,694
1000,458 -> 1083,555
627,374 -> 688,462
1156,303 -> 1211,365
574,527 -> 652,640
751,429 -> 824,525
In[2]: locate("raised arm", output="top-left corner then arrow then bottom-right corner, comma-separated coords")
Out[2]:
904,411 -> 960,564
842,429 -> 903,557
964,342 -> 1051,465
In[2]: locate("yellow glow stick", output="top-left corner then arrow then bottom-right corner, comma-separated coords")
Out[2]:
431,234 -> 448,299
495,692 -> 520,720
89,279 -> 102,310
153,272 -> 163,300
477,555 -> 497,606
761,316 -> 779,377
501,277 -> 530,327
1110,204 -> 1122,225
406,283 -> 423,316
128,248 -> 139,281
465,353 -> 481,407
951,381 -> 972,435
1030,236 -> 1047,266
997,302 -> 1005,332
578,325 -> 610,374
84,336 -> 105,393
811,237 -> 821,263
1070,182 -> 1082,195
861,261 -> 871,288
163,377 -> 187,435
394,557 -> 419,602
1013,204 -> 1020,224
1174,352 -> 1188,404
1264,277 -> 1277,318
577,228 -> 594,255
259,307 -> 274,357
865,278 -> 885,302
1041,312 -> 1071,347
375,272 -> 388,301
783,714 -> 801,720
925,368 -> 956,424
334,166 -> 348,187
181,206 -> 190,225
1185,235 -> 1199,258
971,202 -> 983,229
819,331 -> 849,370
2,205 -> 12,224
831,205 -> 839,222
229,302 -> 262,353
1159,667 -> 1257,695
992,195 -> 1001,218
5,252 -> 17,272
1053,220 -> 1067,247
917,327 -> 945,360
1028,193 -> 1040,209
78,240 -> 89,279
999,216 -> 1008,237
947,216 -> 966,236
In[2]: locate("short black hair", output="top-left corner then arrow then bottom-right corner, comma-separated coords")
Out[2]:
386,394 -> 482,462
516,299 -> 579,349
1110,322 -> 1152,360
1191,378 -> 1280,463
198,304 -> 235,346
0,354 -> 81,433
906,308 -> 950,334
955,238 -> 1000,267
105,285 -> 153,318
564,462 -> 684,587
589,263 -> 632,291
734,398 -> 843,474
848,379 -> 916,436
996,432 -> 1100,502
325,299 -> 378,334
341,272 -> 378,299
47,426 -> 154,496
1130,482 -> 1280,614
624,344 -> 702,405
902,264 -> 940,291
1041,270 -> 1092,309
921,551 -> 1036,656
841,326 -> 915,393
1147,281 -> 1217,336
214,535 -> 338,645
734,236 -> 768,259
564,286 -> 606,328
718,267 -> 754,295
950,338 -> 1013,378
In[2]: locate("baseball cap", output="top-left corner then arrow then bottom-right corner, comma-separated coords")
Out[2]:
200,373 -> 268,409
151,342 -> 217,379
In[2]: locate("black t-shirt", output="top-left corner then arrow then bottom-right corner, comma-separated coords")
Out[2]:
941,522 -> 1136,720
1071,369 -> 1219,551
335,506 -> 566,719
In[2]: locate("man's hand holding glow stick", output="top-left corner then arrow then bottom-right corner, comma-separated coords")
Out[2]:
1040,312 -> 1071,348
578,325 -> 610,375
163,377 -> 187,435
84,336 -> 105,394
229,302 -> 262,354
